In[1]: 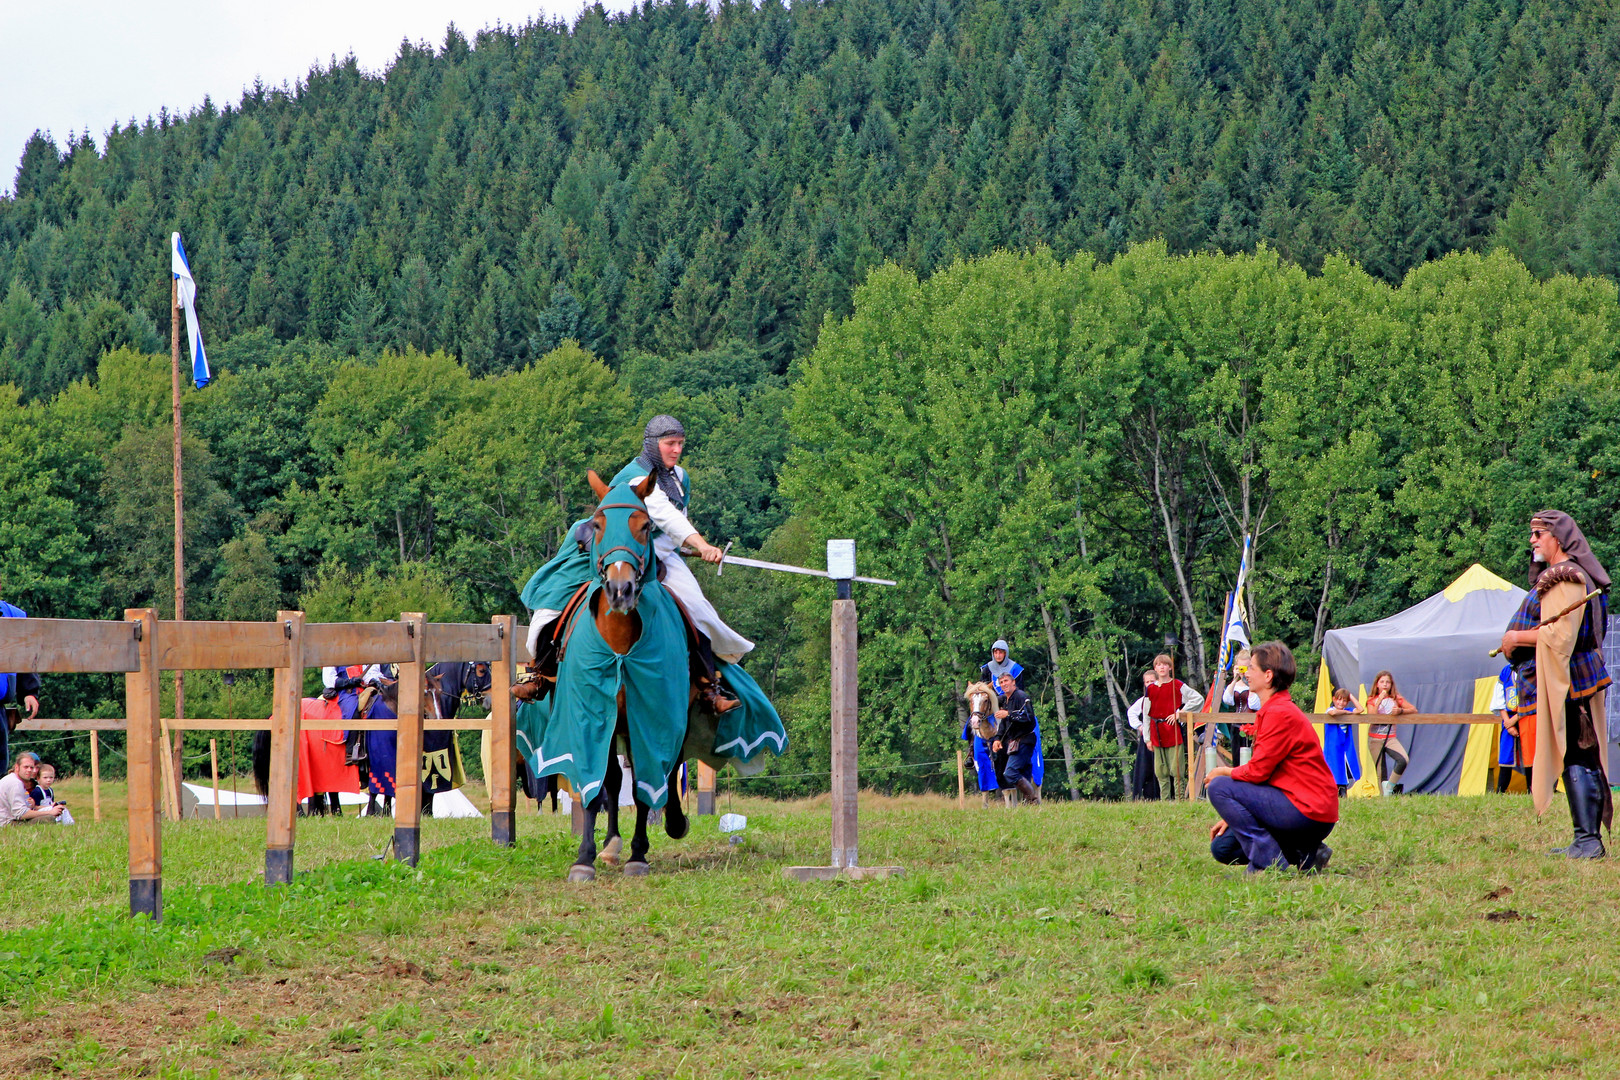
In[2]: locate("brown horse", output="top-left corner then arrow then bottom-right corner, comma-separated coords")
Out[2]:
963,681 -> 1013,808
565,468 -> 692,882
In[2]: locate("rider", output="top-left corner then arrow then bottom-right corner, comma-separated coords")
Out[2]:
610,415 -> 753,664
521,415 -> 748,712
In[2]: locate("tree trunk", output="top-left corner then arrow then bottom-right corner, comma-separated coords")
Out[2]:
1033,583 -> 1079,801
1151,432 -> 1209,683
396,509 -> 407,563
1312,553 -> 1335,653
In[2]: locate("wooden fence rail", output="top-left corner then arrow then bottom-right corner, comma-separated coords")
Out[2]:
1181,711 -> 1505,799
0,610 -> 525,922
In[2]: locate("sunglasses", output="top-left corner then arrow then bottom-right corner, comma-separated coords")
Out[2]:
1531,529 -> 1549,539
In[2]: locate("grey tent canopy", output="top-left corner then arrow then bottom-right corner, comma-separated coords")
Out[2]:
1317,564 -> 1526,795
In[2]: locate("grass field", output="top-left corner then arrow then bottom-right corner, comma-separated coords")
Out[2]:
1,779 -> 1616,1078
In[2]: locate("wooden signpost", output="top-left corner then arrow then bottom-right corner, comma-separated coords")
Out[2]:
785,540 -> 903,882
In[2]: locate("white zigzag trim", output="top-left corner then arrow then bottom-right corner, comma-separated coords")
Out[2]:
637,777 -> 669,802
532,747 -> 575,771
714,728 -> 787,757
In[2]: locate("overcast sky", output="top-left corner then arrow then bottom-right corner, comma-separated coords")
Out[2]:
0,0 -> 640,196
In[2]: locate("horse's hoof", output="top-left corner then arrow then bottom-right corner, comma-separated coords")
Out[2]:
600,837 -> 623,865
664,808 -> 689,840
567,864 -> 596,883
623,861 -> 650,877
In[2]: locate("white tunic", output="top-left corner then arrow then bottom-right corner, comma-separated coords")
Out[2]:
526,466 -> 755,663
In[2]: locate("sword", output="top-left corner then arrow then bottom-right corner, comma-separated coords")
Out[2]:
682,543 -> 897,586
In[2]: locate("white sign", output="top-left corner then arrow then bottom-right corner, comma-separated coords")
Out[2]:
827,539 -> 856,580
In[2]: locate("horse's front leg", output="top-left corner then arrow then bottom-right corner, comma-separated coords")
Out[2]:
600,752 -> 624,865
663,761 -> 689,839
625,799 -> 652,876
569,794 -> 604,882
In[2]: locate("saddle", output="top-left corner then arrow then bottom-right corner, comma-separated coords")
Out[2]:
512,578 -> 738,714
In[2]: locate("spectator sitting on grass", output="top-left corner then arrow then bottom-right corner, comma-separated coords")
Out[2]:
0,752 -> 64,826
28,761 -> 73,825
1205,641 -> 1338,873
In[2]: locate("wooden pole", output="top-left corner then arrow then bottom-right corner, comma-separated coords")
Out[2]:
170,275 -> 185,819
784,565 -> 901,882
125,609 -> 161,919
489,614 -> 517,847
209,738 -> 221,821
956,749 -> 966,809
264,611 -> 304,884
90,730 -> 102,823
829,587 -> 858,868
394,612 -> 427,866
696,761 -> 717,816
157,717 -> 180,820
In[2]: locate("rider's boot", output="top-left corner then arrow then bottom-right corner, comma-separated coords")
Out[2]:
697,677 -> 742,714
1016,778 -> 1042,805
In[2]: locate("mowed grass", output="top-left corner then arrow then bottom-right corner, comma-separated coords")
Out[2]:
1,781 -> 1616,1079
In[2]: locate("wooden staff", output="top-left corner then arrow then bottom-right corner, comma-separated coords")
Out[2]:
1489,589 -> 1602,656
209,738 -> 221,820
170,275 -> 186,818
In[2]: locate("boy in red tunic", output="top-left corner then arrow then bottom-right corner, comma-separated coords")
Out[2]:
1143,653 -> 1204,800
1205,641 -> 1338,873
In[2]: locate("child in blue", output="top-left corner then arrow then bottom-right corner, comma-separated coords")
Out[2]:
1490,663 -> 1529,793
1322,687 -> 1361,796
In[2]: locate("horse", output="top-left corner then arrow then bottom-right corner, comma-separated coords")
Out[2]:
252,669 -> 445,819
520,468 -> 695,882
963,680 -> 1014,808
569,467 -> 696,881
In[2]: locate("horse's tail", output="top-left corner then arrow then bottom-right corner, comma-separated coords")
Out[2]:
251,730 -> 271,797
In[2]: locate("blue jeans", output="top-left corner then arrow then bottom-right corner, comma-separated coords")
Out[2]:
1207,778 -> 1334,870
1002,741 -> 1036,784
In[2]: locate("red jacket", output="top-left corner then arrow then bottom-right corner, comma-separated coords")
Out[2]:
1228,690 -> 1339,823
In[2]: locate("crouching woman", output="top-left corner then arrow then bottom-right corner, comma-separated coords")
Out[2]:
1206,641 -> 1339,873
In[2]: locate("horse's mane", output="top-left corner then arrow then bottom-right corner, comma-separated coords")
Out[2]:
963,680 -> 999,706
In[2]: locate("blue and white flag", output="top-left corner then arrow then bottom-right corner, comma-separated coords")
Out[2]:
1223,534 -> 1252,652
171,232 -> 211,389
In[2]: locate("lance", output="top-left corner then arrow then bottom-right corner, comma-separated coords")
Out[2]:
683,542 -> 897,586
1489,589 -> 1603,657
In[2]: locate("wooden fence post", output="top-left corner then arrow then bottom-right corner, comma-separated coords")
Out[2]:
829,592 -> 858,869
265,610 -> 304,885
696,761 -> 717,816
91,731 -> 102,823
394,612 -> 427,866
489,614 -> 517,847
126,609 -> 161,919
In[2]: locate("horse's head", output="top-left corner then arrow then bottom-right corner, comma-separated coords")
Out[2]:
586,468 -> 658,614
964,680 -> 999,741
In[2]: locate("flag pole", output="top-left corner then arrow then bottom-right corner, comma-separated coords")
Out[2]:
169,272 -> 185,819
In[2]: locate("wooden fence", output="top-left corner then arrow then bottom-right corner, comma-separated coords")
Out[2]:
1183,710 -> 1504,798
0,610 -> 524,922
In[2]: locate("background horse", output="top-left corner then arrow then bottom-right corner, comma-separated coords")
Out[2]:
253,670 -> 444,818
962,680 -> 1013,808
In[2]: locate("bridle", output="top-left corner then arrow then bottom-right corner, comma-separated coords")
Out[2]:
592,500 -> 651,580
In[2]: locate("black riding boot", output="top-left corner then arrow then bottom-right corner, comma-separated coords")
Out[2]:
1015,778 -> 1042,805
1552,765 -> 1606,859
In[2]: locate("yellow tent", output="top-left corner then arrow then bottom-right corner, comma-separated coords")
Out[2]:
1312,564 -> 1523,796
